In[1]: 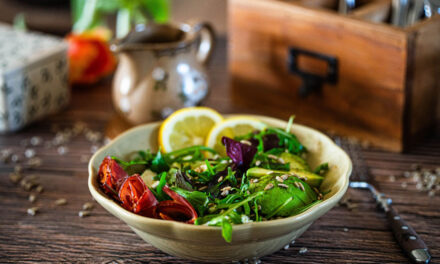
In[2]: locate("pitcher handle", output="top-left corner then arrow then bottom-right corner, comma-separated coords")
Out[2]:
193,22 -> 216,65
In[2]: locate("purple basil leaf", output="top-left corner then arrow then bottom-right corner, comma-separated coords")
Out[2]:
222,136 -> 257,170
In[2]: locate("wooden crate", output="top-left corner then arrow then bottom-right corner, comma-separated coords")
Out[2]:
228,0 -> 440,152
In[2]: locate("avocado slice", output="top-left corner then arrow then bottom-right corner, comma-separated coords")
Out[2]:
280,152 -> 310,171
248,176 -> 318,217
247,167 -> 324,188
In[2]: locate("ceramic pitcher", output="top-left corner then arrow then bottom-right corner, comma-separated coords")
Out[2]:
111,22 -> 215,125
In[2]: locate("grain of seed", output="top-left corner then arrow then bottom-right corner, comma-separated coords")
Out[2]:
217,176 -> 224,183
27,157 -> 42,167
57,146 -> 68,155
182,155 -> 193,161
252,179 -> 259,183
275,176 -> 284,183
151,181 -> 159,188
281,174 -> 288,180
278,183 -> 289,189
428,190 -> 435,197
283,244 -> 290,250
24,182 -> 37,191
27,207 -> 39,216
30,136 -> 42,146
299,247 -> 308,254
343,227 -> 349,232
28,194 -> 37,203
11,154 -> 20,163
278,158 -> 285,164
9,173 -> 22,184
14,165 -> 22,174
298,182 -> 305,192
198,186 -> 207,191
389,175 -> 396,182
36,185 -> 44,193
255,160 -> 261,166
403,171 -> 411,178
240,140 -> 252,146
54,198 -> 67,206
267,154 -> 278,160
264,183 -> 274,191
24,149 -> 36,158
401,182 -> 408,188
221,190 -> 229,196
221,186 -> 232,191
83,202 -> 94,210
79,210 -> 91,218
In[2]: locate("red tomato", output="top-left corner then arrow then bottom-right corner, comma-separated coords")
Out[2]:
158,186 -> 198,224
118,175 -> 158,214
98,156 -> 127,198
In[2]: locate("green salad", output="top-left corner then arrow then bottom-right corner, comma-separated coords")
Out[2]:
98,117 -> 328,242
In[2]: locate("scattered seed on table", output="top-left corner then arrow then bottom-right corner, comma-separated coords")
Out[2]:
30,136 -> 42,146
389,175 -> 396,182
9,173 -> 22,184
24,149 -> 36,158
11,154 -> 20,163
27,157 -> 42,167
403,171 -> 411,178
28,194 -> 37,203
343,227 -> 349,232
24,182 -> 37,191
54,198 -> 67,206
80,155 -> 89,163
82,202 -> 94,211
299,247 -> 308,254
283,244 -> 290,250
27,207 -> 39,216
36,185 -> 44,193
401,182 -> 408,188
57,146 -> 68,155
14,165 -> 22,174
264,183 -> 274,191
290,240 -> 295,245
79,210 -> 91,218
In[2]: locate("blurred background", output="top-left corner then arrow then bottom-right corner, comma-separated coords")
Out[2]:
0,0 -> 227,35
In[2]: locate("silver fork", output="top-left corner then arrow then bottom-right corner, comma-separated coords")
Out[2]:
336,138 -> 431,264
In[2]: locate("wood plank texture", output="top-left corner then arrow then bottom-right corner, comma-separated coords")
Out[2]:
0,37 -> 439,263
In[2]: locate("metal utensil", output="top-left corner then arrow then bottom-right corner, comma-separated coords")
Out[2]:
424,0 -> 440,17
339,0 -> 356,14
335,138 -> 432,264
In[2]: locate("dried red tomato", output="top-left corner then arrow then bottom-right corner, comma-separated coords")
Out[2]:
98,156 -> 127,198
118,175 -> 158,214
157,186 -> 198,224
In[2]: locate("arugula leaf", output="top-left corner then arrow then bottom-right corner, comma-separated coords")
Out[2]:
171,187 -> 209,216
151,149 -> 169,173
155,172 -> 168,201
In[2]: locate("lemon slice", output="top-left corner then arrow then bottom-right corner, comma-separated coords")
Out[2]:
159,107 -> 223,153
206,116 -> 267,156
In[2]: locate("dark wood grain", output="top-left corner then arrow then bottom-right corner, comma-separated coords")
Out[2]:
0,37 -> 439,263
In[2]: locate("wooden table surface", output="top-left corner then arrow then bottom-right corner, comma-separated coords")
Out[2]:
0,38 -> 439,263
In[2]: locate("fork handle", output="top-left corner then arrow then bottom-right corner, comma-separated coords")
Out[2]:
386,206 -> 431,264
